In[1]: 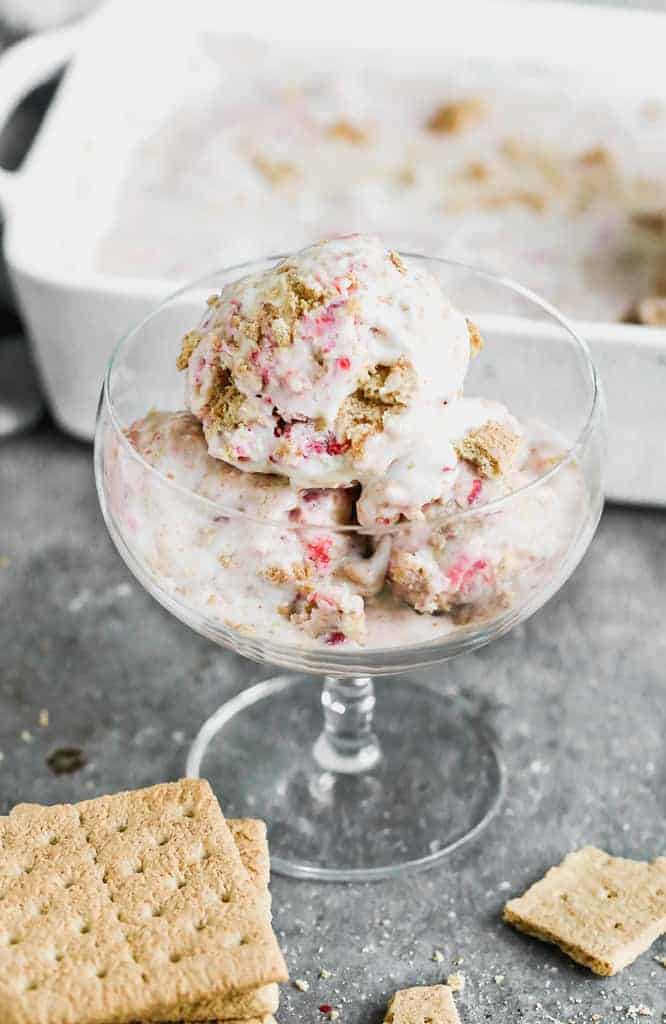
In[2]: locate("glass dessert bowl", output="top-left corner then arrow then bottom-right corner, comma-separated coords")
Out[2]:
95,244 -> 604,881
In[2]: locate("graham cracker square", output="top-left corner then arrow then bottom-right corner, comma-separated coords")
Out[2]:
504,846 -> 666,975
384,985 -> 461,1024
0,781 -> 287,1024
161,819 -> 278,1024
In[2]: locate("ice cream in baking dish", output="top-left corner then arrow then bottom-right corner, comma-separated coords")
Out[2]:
108,235 -> 586,649
97,43 -> 666,323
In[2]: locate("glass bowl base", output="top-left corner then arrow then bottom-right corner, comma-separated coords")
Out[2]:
186,673 -> 505,882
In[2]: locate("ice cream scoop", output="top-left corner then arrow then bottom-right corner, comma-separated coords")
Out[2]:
106,410 -> 369,645
356,397 -> 524,526
178,235 -> 473,493
387,427 -> 582,620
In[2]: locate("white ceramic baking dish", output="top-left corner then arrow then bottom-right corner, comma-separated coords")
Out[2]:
1,0 -> 665,505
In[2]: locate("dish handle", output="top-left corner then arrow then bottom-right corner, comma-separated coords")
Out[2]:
0,24 -> 81,216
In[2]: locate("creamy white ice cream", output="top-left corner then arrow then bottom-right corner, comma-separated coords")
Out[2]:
387,429 -> 583,620
179,235 -> 472,499
106,408 -> 583,648
105,234 -> 588,650
107,410 -> 369,645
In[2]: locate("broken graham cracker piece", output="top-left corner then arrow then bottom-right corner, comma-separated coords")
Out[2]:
503,846 -> 666,976
466,318 -> 484,357
455,421 -> 523,478
384,985 -> 460,1024
177,330 -> 203,371
0,780 -> 287,1024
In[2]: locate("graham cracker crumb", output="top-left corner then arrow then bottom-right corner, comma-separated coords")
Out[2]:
579,146 -> 613,168
631,209 -> 666,235
253,153 -> 299,186
206,366 -> 247,432
466,319 -> 485,357
261,563 -> 312,585
654,955 -> 666,967
294,978 -> 310,992
480,188 -> 547,213
243,269 -> 334,348
464,160 -> 488,182
432,949 -> 445,963
38,709 -> 49,728
359,359 -> 417,405
327,119 -> 367,144
426,97 -> 486,134
455,421 -> 522,477
636,296 -> 666,326
176,329 -> 203,371
389,251 -> 406,274
397,165 -> 416,186
20,730 -> 32,743
336,393 -> 387,457
336,360 -> 414,456
446,972 -> 465,992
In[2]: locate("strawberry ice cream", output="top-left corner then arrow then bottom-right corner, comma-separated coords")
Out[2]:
107,410 -> 368,645
104,234 -> 588,650
178,235 -> 473,498
387,429 -> 584,620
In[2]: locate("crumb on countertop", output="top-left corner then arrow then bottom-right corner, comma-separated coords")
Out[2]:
446,972 -> 465,992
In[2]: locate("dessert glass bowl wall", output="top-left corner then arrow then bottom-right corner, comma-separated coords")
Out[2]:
95,255 -> 604,881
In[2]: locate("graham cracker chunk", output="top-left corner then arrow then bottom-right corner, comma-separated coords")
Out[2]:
426,97 -> 486,134
384,985 -> 460,1024
504,846 -> 666,975
455,421 -> 523,477
466,319 -> 485,357
0,781 -> 287,1024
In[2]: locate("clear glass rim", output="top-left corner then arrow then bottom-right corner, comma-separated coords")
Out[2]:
101,251 -> 601,536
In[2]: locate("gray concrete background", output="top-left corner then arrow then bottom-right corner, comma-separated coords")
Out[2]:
1,422 -> 665,1023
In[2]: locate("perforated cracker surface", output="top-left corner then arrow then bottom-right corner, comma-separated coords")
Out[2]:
161,818 -> 279,1024
385,985 -> 460,1024
0,781 -> 287,1024
504,845 -> 666,975
228,820 -> 270,896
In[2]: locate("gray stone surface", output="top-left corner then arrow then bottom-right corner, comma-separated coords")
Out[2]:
1,420 -> 665,1023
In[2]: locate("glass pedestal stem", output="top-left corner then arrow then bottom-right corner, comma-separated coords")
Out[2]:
312,675 -> 381,774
